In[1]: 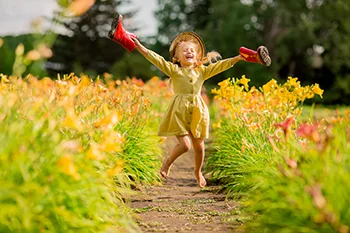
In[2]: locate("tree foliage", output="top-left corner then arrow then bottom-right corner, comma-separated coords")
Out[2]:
152,0 -> 350,104
47,0 -> 135,76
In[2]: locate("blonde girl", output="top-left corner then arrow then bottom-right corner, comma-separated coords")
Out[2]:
108,15 -> 271,187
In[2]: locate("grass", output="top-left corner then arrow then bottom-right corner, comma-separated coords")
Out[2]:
206,76 -> 350,232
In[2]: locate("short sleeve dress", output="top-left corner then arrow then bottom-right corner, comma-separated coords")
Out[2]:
145,49 -> 235,139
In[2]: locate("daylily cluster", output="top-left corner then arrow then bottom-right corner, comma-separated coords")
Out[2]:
212,76 -> 324,123
0,72 -> 171,232
0,73 -> 161,180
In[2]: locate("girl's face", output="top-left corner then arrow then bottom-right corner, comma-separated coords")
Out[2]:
175,41 -> 198,68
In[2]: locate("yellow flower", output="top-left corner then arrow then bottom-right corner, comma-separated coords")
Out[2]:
87,142 -> 105,160
312,84 -> 324,98
57,155 -> 80,180
247,122 -> 261,131
0,38 -> 3,48
99,131 -> 125,153
15,43 -> 25,56
159,137 -> 167,144
239,75 -> 250,90
93,111 -> 120,129
79,75 -> 92,87
62,108 -> 83,130
262,79 -> 278,94
287,76 -> 300,87
107,160 -> 124,177
212,119 -> 222,129
218,78 -> 232,88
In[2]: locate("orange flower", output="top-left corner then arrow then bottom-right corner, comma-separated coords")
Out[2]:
57,155 -> 80,180
67,0 -> 96,17
284,157 -> 297,169
26,50 -> 41,61
131,77 -> 145,87
37,44 -> 53,58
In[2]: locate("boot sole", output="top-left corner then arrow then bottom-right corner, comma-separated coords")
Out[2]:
108,13 -> 121,39
258,46 -> 271,67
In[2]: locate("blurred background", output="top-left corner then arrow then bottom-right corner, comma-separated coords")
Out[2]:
0,0 -> 349,105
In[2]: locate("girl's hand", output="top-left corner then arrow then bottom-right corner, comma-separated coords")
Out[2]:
131,37 -> 149,56
131,37 -> 141,47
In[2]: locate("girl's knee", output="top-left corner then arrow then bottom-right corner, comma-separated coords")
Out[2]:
192,141 -> 204,154
177,135 -> 192,152
193,147 -> 204,155
182,142 -> 191,152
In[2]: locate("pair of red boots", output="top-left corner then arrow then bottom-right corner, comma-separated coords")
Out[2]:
108,14 -> 271,66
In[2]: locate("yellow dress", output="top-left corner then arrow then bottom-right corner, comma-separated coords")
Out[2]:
145,50 -> 235,139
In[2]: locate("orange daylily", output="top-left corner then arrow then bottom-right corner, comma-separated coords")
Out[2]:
67,0 -> 96,17
57,155 -> 81,180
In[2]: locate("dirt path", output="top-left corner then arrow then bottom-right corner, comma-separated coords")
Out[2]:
130,137 -> 245,233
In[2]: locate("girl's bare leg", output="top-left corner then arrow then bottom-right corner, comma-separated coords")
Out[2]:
190,134 -> 206,188
160,135 -> 191,178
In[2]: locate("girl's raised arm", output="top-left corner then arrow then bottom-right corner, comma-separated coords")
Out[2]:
202,55 -> 244,81
132,38 -> 149,57
132,38 -> 177,77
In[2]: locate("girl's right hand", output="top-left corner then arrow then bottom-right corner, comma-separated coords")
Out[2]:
131,37 -> 141,47
131,38 -> 149,56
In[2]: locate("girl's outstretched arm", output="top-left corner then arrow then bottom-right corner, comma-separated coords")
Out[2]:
232,54 -> 245,65
202,54 -> 245,81
131,37 -> 177,77
132,38 -> 149,57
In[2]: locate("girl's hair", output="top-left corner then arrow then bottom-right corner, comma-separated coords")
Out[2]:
171,40 -> 222,67
168,40 -> 222,90
201,51 -> 222,65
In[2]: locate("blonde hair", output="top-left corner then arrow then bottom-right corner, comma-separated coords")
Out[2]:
201,51 -> 222,65
171,40 -> 222,67
168,40 -> 222,91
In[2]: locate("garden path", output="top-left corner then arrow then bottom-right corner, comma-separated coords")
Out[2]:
130,136 -> 245,233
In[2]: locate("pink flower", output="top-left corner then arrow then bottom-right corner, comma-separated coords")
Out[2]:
306,183 -> 326,209
296,123 -> 320,143
274,116 -> 295,139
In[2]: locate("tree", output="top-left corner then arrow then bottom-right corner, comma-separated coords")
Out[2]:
153,0 -> 350,104
47,0 -> 136,76
153,0 -> 274,86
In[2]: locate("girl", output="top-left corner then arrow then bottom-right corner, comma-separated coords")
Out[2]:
108,14 -> 271,188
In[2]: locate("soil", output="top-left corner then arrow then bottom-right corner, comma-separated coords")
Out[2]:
130,137 -> 246,233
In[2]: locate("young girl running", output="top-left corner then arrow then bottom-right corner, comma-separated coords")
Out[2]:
108,14 -> 271,188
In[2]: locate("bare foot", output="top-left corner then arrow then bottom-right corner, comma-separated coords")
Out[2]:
195,172 -> 207,188
160,170 -> 168,179
160,158 -> 171,179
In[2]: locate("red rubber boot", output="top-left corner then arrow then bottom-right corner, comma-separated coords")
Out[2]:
239,46 -> 271,66
108,14 -> 137,52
